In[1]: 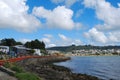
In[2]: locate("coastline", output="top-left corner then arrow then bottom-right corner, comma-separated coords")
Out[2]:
65,53 -> 119,57
16,56 -> 99,80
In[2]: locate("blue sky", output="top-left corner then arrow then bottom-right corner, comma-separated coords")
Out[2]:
0,0 -> 120,47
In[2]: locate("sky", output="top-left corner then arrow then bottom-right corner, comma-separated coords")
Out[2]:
0,0 -> 120,47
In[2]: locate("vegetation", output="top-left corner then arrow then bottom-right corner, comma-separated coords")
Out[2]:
0,38 -> 46,54
11,65 -> 24,73
47,45 -> 120,52
24,39 -> 45,50
0,38 -> 46,50
3,62 -> 40,80
15,72 -> 40,80
0,38 -> 22,46
3,62 -> 11,68
29,49 -> 35,55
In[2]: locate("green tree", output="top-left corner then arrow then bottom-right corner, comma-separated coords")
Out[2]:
0,38 -> 16,46
24,39 -> 46,50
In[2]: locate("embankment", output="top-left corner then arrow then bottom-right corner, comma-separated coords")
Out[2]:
16,56 -> 99,80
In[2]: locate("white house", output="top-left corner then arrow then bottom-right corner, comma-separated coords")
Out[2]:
34,49 -> 41,56
47,50 -> 60,54
0,46 -> 9,54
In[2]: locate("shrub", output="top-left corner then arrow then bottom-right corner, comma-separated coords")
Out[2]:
11,66 -> 24,73
3,62 -> 11,68
15,72 -> 40,80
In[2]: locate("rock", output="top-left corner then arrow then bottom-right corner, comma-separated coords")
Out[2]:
16,56 -> 99,80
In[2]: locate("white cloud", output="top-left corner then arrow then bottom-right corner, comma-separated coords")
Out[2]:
51,0 -> 80,7
0,0 -> 41,32
84,28 -> 107,44
83,0 -> 120,31
75,22 -> 82,30
33,6 -> 76,30
0,0 -> 82,32
19,38 -> 31,43
57,33 -> 82,46
118,3 -> 120,7
73,39 -> 82,45
48,44 -> 56,47
75,9 -> 83,18
42,33 -> 82,47
58,34 -> 69,41
51,0 -> 64,4
42,38 -> 51,43
65,0 -> 78,8
108,32 -> 120,43
44,34 -> 53,38
83,0 -> 120,45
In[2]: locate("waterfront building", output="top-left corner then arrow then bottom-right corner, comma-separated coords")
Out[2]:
34,49 -> 41,56
0,46 -> 9,54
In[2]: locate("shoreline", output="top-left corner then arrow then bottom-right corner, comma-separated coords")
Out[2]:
16,56 -> 99,80
65,54 -> 120,57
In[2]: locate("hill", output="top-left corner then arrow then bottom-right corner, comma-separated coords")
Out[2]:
47,45 -> 120,52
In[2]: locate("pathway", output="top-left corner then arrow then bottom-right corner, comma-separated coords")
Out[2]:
0,70 -> 17,80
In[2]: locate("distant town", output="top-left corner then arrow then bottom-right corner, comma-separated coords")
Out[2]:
0,38 -> 120,59
47,45 -> 120,56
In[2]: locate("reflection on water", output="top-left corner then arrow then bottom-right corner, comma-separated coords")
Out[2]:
55,56 -> 120,80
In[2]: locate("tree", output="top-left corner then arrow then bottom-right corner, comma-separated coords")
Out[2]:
24,39 -> 46,50
16,42 -> 23,45
0,38 -> 23,46
0,38 -> 16,46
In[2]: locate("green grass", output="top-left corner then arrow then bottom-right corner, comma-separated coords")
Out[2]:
3,62 -> 11,68
3,62 -> 41,80
10,65 -> 24,73
15,72 -> 40,80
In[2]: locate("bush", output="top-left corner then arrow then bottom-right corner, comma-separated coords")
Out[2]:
10,66 -> 24,73
15,72 -> 40,80
3,62 -> 11,68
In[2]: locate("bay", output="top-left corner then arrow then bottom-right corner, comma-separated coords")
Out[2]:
55,56 -> 120,80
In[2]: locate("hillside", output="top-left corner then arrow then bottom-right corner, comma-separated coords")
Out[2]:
47,45 -> 120,52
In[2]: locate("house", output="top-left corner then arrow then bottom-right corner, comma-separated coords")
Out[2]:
0,46 -> 9,54
34,49 -> 41,56
10,45 -> 31,56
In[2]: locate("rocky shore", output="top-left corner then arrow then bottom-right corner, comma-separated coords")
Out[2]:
16,56 -> 99,80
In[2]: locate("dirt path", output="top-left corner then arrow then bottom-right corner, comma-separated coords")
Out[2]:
0,70 -> 17,80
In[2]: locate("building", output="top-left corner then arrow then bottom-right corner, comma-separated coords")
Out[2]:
10,45 -> 31,56
34,49 -> 41,56
0,46 -> 9,54
47,50 -> 60,54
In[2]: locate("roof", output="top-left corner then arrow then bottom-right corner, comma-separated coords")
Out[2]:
14,45 -> 31,50
0,46 -> 9,49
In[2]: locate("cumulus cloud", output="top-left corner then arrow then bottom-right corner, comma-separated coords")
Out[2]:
58,34 -> 69,41
118,3 -> 120,7
19,38 -> 31,43
51,0 -> 64,4
83,0 -> 120,45
0,1 -> 82,32
75,9 -> 83,18
83,0 -> 120,31
44,34 -> 53,38
48,44 -> 56,47
57,33 -> 82,46
65,0 -> 78,8
75,22 -> 82,30
42,38 -> 51,43
84,28 -> 107,44
51,0 -> 80,7
0,0 -> 41,32
41,33 -> 82,47
108,32 -> 120,43
33,6 -> 76,30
